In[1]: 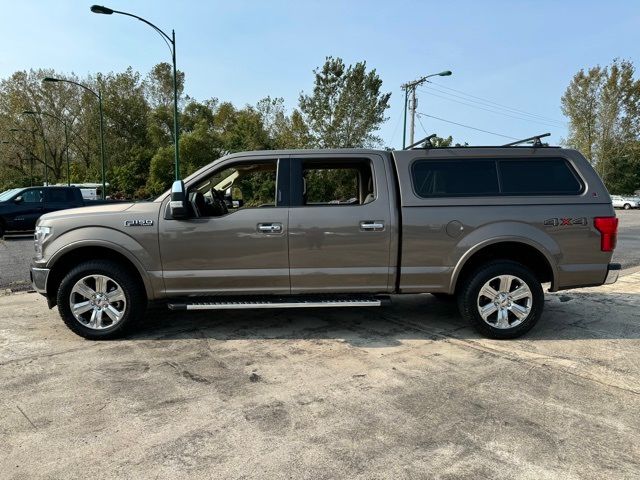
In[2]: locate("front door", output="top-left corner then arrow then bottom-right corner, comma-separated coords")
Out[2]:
11,188 -> 44,231
288,154 -> 394,293
158,156 -> 290,296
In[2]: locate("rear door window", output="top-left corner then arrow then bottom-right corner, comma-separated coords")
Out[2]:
46,188 -> 75,203
411,160 -> 499,197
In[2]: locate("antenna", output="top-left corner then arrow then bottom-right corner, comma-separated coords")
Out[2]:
502,133 -> 551,147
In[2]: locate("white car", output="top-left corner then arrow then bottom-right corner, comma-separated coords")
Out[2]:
611,195 -> 638,209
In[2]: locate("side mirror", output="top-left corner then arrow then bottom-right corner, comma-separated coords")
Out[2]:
169,180 -> 188,219
14,196 -> 23,204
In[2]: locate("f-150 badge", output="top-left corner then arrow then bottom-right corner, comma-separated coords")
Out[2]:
124,219 -> 154,227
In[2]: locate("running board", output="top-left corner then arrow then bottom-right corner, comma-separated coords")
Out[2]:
168,296 -> 387,311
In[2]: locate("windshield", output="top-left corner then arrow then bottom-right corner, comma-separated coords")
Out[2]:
0,188 -> 20,201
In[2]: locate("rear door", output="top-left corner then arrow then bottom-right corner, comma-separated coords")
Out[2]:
288,153 -> 394,293
43,188 -> 82,215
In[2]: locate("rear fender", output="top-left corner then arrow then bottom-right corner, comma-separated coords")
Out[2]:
449,222 -> 560,292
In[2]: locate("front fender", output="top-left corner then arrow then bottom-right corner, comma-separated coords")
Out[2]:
44,227 -> 160,299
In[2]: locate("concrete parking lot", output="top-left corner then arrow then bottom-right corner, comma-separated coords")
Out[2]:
1,273 -> 639,479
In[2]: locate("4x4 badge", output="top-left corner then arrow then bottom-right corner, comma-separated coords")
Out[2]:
544,217 -> 587,227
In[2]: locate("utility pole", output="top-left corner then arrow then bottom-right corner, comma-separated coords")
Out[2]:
401,70 -> 452,149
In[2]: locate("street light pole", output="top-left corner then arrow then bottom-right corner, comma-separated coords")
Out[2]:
90,4 -> 181,180
401,70 -> 452,149
43,77 -> 107,197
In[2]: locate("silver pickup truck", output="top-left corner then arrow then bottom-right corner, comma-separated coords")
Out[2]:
31,142 -> 620,340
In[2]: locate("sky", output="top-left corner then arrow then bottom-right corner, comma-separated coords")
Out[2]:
1,0 -> 639,148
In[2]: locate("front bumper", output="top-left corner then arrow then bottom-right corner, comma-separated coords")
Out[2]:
30,267 -> 50,294
604,263 -> 621,285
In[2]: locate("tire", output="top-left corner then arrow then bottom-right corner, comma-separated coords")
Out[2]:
57,260 -> 146,340
0,223 -> 4,239
457,260 -> 544,339
624,203 -> 631,210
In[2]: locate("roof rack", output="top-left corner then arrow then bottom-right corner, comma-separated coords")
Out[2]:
502,133 -> 551,147
406,134 -> 437,150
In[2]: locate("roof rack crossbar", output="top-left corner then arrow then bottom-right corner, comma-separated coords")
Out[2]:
406,134 -> 437,150
502,133 -> 551,147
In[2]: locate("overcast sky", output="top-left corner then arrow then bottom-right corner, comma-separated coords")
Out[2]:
2,0 -> 639,147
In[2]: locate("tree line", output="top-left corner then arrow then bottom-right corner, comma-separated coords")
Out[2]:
1,56 -> 638,197
0,57 -> 390,197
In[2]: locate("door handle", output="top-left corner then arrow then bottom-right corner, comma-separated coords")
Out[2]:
258,223 -> 283,233
360,221 -> 385,231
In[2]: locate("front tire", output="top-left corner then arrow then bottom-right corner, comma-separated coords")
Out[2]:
624,203 -> 631,210
57,260 -> 146,340
457,260 -> 544,339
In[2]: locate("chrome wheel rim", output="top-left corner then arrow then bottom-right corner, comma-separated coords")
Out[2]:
476,275 -> 532,329
69,275 -> 127,330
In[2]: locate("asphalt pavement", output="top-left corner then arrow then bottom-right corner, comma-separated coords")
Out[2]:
0,210 -> 639,291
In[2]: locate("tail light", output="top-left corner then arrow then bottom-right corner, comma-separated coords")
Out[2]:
594,217 -> 618,252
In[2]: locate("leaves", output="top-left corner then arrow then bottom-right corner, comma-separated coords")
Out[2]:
0,57 -> 394,197
299,57 -> 391,148
562,59 -> 640,193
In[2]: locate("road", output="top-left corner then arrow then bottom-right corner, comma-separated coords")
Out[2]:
1,210 -> 639,291
1,273 -> 639,478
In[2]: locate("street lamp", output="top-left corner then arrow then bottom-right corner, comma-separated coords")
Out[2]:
402,70 -> 452,148
43,77 -> 106,198
90,4 -> 181,180
18,114 -> 50,186
24,110 -> 71,186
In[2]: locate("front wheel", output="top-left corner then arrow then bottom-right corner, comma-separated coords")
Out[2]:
624,203 -> 631,210
457,261 -> 544,339
57,260 -> 146,340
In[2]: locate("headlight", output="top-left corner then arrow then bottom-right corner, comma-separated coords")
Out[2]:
34,225 -> 52,260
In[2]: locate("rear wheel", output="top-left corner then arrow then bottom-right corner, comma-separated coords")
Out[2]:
624,203 -> 631,210
457,260 -> 544,339
57,260 -> 146,340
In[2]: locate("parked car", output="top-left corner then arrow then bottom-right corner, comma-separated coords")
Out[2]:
611,195 -> 638,210
0,186 -> 118,238
31,141 -> 620,340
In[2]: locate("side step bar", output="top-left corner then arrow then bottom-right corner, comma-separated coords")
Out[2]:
168,296 -> 388,311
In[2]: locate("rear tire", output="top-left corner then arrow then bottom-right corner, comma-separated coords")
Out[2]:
57,260 -> 146,340
457,260 -> 544,339
624,203 -> 631,210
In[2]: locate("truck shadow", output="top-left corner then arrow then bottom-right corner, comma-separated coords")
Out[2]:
132,291 -> 640,345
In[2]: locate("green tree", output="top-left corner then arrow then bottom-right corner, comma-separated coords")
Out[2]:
561,59 -> 640,193
299,57 -> 391,148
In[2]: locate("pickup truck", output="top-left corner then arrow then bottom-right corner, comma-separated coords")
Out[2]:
0,186 -> 115,237
30,143 -> 620,340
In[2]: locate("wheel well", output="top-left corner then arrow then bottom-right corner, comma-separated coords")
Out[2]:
46,246 -> 146,307
454,242 -> 554,293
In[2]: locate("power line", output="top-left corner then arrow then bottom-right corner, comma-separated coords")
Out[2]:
427,81 -> 566,124
417,112 -> 518,140
416,114 -> 430,137
416,88 -> 564,128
